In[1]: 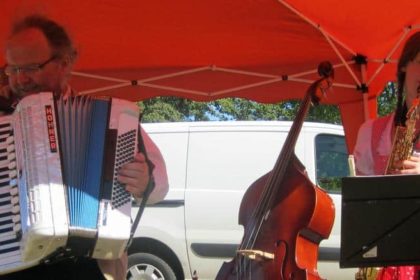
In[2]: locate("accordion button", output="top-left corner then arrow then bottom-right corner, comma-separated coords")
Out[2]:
8,153 -> 15,161
9,178 -> 17,187
7,144 -> 14,153
9,170 -> 17,179
11,196 -> 19,205
6,136 -> 14,145
10,187 -> 18,196
12,205 -> 20,214
8,161 -> 16,170
12,214 -> 20,223
13,223 -> 21,232
12,196 -> 19,205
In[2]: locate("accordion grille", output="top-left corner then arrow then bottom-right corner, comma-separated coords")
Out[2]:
112,129 -> 137,209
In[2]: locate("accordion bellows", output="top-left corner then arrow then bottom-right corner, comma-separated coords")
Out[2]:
0,92 -> 139,274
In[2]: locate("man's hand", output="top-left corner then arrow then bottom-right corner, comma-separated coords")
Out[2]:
117,153 -> 151,199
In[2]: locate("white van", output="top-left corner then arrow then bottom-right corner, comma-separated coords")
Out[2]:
126,121 -> 357,280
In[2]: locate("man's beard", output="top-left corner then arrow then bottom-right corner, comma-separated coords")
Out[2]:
12,84 -> 46,98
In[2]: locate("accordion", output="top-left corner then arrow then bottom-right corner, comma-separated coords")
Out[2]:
0,92 -> 139,274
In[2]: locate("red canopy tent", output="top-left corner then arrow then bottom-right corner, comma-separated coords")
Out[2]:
1,0 -> 420,153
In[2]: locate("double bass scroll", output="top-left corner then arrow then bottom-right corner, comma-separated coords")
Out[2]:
216,62 -> 336,280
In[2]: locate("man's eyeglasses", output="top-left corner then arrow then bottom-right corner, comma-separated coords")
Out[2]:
4,55 -> 58,76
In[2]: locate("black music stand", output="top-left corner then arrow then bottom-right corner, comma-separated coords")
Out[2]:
340,174 -> 420,268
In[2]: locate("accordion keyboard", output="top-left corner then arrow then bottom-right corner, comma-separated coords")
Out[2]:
0,121 -> 22,266
0,93 -> 69,274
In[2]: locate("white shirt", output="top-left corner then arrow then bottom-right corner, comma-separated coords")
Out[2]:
354,112 -> 420,176
353,114 -> 394,175
139,126 -> 169,204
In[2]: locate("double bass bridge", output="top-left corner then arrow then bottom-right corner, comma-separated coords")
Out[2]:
237,249 -> 275,261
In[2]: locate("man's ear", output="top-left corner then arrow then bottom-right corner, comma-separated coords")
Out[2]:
60,55 -> 72,67
400,66 -> 407,73
59,54 -> 74,74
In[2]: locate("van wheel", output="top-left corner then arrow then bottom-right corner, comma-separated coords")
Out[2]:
127,252 -> 177,280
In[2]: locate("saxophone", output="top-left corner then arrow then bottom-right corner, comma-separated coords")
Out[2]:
355,267 -> 378,280
385,97 -> 420,174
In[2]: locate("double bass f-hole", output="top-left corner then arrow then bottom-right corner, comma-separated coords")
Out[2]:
216,62 -> 335,280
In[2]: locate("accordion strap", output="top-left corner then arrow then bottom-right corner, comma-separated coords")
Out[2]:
126,123 -> 156,250
0,95 -> 20,114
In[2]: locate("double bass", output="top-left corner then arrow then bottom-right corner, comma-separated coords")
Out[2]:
216,62 -> 336,280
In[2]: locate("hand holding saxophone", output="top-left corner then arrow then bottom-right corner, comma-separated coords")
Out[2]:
386,97 -> 420,174
397,155 -> 420,174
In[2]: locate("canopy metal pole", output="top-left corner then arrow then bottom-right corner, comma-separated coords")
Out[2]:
360,63 -> 369,121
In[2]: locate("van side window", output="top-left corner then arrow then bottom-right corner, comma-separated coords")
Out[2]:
315,134 -> 349,193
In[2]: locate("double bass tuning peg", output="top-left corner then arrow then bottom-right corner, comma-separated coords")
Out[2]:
318,61 -> 334,79
310,61 -> 334,105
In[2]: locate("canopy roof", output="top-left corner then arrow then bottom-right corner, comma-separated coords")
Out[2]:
1,0 -> 420,152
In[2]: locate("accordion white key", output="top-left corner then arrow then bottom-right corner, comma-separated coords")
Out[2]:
0,92 -> 139,274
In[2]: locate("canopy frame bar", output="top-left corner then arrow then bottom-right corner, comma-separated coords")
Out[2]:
78,62 -> 357,96
367,26 -> 417,86
277,0 -> 361,89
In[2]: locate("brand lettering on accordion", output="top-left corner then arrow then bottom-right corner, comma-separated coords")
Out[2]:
0,92 -> 140,274
45,105 -> 57,153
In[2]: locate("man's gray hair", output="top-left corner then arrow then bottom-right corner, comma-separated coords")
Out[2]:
11,14 -> 78,61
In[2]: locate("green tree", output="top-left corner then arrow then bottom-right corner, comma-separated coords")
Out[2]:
378,82 -> 398,117
139,97 -> 341,123
139,81 -> 396,123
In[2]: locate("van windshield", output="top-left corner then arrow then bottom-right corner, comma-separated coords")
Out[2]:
315,134 -> 349,193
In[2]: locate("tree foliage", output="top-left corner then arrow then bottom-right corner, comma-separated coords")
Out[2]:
139,82 -> 397,123
139,97 -> 341,123
378,82 -> 398,117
